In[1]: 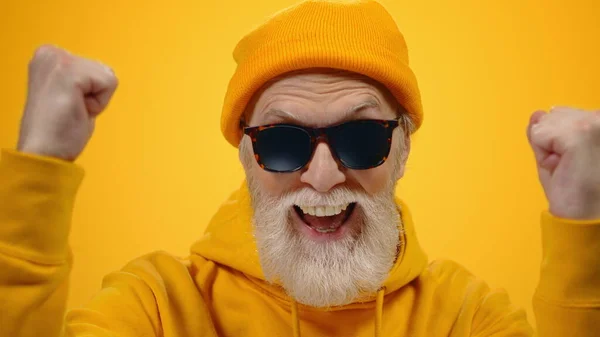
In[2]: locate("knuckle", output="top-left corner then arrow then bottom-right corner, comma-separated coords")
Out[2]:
100,63 -> 113,73
549,106 -> 571,114
110,74 -> 119,88
33,44 -> 54,57
101,64 -> 118,83
54,56 -> 79,81
58,52 -> 75,68
585,111 -> 600,126
529,128 -> 544,145
99,65 -> 118,88
29,45 -> 51,68
29,45 -> 68,72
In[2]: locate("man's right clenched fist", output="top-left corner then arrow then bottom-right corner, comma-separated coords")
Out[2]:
17,45 -> 118,161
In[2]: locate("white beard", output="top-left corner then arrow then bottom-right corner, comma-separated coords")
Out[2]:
248,178 -> 402,308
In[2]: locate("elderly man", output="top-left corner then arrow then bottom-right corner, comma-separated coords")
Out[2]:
1,1 -> 599,336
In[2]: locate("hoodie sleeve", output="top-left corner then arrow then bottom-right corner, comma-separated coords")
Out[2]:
533,212 -> 600,336
0,149 -> 159,337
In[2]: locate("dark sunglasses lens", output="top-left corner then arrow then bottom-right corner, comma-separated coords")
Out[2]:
330,121 -> 391,169
254,126 -> 312,172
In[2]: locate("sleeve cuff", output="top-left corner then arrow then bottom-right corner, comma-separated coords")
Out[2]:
535,211 -> 600,304
0,149 -> 84,263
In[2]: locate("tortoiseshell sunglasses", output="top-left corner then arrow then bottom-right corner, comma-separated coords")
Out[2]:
241,118 -> 400,173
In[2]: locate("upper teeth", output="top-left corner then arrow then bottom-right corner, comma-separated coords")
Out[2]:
298,204 -> 349,217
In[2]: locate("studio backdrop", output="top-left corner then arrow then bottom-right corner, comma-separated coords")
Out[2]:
2,0 -> 599,325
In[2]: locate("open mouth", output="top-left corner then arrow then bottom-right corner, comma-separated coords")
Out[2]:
293,203 -> 357,234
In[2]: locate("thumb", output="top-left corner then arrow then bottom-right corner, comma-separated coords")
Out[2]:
526,110 -> 546,145
73,59 -> 119,118
527,110 -> 560,172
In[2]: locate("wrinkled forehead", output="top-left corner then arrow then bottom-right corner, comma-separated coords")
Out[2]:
245,68 -> 399,126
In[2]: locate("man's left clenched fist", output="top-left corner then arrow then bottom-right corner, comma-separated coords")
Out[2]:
527,107 -> 600,220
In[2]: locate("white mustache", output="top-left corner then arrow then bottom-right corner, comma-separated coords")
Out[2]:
279,187 -> 365,208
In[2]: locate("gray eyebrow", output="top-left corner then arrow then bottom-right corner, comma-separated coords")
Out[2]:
263,108 -> 298,121
346,100 -> 379,115
262,100 -> 380,123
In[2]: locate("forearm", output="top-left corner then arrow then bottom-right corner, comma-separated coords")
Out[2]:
0,149 -> 83,337
533,211 -> 600,336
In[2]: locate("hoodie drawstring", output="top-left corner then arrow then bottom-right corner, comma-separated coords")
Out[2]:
374,287 -> 385,337
291,288 -> 385,337
292,299 -> 301,337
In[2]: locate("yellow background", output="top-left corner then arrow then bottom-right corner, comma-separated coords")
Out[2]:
1,0 -> 599,327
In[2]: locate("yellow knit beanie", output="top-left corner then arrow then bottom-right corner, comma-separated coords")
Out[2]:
221,0 -> 423,147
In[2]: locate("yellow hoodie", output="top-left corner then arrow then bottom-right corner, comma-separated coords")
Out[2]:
0,149 -> 599,336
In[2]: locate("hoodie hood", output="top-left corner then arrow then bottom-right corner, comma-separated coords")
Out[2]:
190,181 -> 428,306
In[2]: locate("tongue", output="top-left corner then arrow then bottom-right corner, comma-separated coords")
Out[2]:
303,211 -> 347,230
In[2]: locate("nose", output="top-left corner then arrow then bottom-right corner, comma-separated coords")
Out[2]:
300,142 -> 346,192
